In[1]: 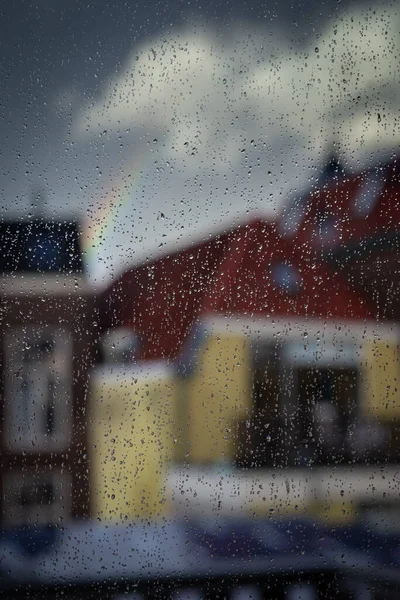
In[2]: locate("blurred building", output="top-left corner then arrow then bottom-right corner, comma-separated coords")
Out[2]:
94,154 -> 400,525
0,217 -> 97,526
98,224 -> 239,360
280,154 -> 400,321
88,331 -> 177,522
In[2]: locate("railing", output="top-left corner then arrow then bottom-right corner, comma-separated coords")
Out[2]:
2,519 -> 400,599
0,564 -> 354,599
4,564 -> 400,599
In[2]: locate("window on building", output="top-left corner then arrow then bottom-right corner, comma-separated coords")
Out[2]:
352,169 -> 386,217
0,220 -> 84,274
271,262 -> 302,294
4,326 -> 72,451
2,472 -> 71,526
314,212 -> 340,245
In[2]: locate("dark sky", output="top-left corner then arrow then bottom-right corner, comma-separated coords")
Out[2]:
0,0 -> 356,204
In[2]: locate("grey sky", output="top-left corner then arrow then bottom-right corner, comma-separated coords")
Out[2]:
1,0 -> 398,285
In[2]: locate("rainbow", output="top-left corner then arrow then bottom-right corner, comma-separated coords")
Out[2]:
82,154 -> 147,266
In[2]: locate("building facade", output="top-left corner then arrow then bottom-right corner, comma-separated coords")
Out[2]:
94,156 -> 400,525
0,218 -> 97,526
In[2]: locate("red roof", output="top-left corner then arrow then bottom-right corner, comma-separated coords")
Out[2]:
99,156 -> 400,360
274,156 -> 400,320
342,159 -> 400,243
280,157 -> 400,251
99,226 -> 240,360
100,216 -> 372,360
202,220 -> 372,321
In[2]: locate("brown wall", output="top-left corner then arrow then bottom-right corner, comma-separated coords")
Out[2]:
0,290 -> 99,522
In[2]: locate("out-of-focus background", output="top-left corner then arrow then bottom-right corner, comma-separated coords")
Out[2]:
2,0 -> 400,282
2,0 -> 400,598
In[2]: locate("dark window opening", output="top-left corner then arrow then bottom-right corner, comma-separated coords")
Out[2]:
235,356 -> 283,469
19,482 -> 55,508
236,361 -> 393,469
271,262 -> 302,295
0,220 -> 84,274
295,368 -> 356,466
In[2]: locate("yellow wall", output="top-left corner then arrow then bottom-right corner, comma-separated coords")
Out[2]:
184,333 -> 252,463
361,340 -> 400,420
88,366 -> 176,522
87,329 -> 400,522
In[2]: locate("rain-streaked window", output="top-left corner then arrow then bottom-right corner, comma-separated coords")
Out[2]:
352,169 -> 386,217
1,1 -> 400,598
271,262 -> 301,294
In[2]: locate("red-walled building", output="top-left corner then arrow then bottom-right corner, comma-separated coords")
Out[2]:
202,219 -> 372,322
277,155 -> 400,319
100,223 -> 251,360
99,214 -> 373,361
96,156 -> 400,481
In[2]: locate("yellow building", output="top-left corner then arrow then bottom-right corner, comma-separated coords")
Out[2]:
171,316 -> 400,524
89,361 -> 177,522
89,317 -> 400,525
180,316 -> 400,461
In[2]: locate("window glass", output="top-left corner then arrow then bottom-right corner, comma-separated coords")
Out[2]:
1,0 -> 399,598
4,326 -> 72,451
352,169 -> 386,217
271,262 -> 302,294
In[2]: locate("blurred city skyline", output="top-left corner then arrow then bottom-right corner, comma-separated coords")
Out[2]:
1,0 -> 398,285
